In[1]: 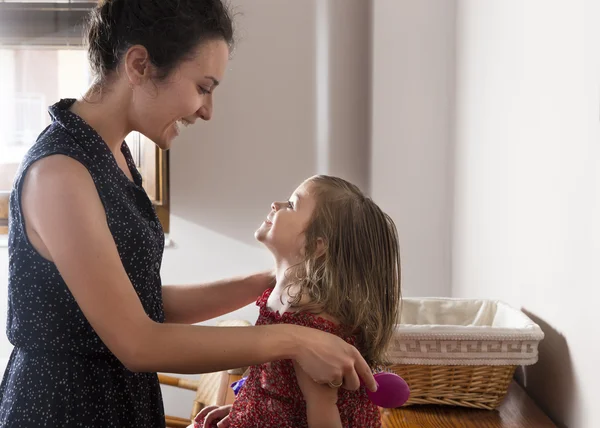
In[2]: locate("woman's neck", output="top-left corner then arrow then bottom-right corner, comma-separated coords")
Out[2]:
69,83 -> 133,157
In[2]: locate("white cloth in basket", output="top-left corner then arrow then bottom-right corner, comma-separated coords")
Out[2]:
388,298 -> 544,366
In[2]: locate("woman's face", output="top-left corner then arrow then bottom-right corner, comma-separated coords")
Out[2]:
128,39 -> 230,150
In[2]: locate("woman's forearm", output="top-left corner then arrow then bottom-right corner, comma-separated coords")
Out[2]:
127,322 -> 297,374
162,271 -> 274,324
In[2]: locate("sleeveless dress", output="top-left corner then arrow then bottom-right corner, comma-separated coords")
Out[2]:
0,99 -> 166,427
196,288 -> 382,428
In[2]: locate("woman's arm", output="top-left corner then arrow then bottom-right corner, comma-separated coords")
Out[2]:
162,271 -> 274,324
22,156 -> 376,390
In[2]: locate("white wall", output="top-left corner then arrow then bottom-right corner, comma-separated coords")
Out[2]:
453,1 -> 599,427
371,0 -> 456,297
322,0 -> 371,192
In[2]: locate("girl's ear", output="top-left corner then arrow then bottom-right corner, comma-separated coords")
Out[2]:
315,237 -> 326,258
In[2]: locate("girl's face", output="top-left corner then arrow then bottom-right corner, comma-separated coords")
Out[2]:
128,39 -> 229,150
255,181 -> 317,261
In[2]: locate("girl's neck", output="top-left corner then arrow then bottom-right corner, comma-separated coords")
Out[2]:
268,259 -> 303,313
273,259 -> 293,288
269,258 -> 339,325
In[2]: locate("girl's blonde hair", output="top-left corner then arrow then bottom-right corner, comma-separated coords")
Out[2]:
286,175 -> 401,367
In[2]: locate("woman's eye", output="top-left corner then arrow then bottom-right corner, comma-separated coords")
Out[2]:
198,86 -> 211,95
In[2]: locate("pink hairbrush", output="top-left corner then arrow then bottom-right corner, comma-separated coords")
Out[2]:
363,371 -> 410,408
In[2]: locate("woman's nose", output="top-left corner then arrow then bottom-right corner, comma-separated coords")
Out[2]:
197,97 -> 213,121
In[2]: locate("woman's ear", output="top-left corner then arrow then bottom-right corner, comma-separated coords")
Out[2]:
124,45 -> 151,86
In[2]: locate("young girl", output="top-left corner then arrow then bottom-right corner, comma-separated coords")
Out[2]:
196,175 -> 401,428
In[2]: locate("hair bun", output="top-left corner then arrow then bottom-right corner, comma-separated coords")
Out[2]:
85,0 -> 233,86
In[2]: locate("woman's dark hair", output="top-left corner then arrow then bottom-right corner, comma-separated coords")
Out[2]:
86,0 -> 234,85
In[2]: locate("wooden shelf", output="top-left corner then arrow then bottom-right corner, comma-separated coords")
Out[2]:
380,381 -> 556,427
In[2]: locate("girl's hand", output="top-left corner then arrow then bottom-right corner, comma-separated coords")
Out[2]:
194,404 -> 232,428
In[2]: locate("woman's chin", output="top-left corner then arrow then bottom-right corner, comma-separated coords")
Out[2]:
157,139 -> 172,151
158,126 -> 180,149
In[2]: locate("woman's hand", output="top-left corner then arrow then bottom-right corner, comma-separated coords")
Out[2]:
291,325 -> 377,392
194,404 -> 232,428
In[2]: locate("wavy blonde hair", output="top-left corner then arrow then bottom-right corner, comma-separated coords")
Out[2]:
285,175 -> 401,367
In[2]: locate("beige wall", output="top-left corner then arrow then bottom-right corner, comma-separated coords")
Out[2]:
371,0 -> 456,298
453,1 -> 599,427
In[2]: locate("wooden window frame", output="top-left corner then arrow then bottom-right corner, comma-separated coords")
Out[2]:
133,133 -> 170,234
0,191 -> 8,235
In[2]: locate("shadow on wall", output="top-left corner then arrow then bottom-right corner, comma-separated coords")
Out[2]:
171,126 -> 314,247
168,0 -> 371,247
517,309 -> 576,428
168,0 -> 319,247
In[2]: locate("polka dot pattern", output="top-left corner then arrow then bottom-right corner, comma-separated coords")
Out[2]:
0,99 -> 166,427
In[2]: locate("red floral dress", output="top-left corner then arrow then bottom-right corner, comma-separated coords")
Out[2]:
196,289 -> 381,428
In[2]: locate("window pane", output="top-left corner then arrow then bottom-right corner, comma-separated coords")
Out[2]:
0,47 -> 91,192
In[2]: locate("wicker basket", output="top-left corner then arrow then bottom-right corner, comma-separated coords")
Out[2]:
387,298 -> 544,410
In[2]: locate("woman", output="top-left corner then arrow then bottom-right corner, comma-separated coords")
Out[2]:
0,0 -> 376,426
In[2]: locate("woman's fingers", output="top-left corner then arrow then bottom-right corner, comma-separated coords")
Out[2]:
341,362 -> 361,391
352,349 -> 377,392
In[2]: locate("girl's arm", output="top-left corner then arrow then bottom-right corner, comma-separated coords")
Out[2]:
294,361 -> 342,428
162,271 -> 274,324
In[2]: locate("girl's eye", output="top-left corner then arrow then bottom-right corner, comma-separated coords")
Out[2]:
288,201 -> 294,209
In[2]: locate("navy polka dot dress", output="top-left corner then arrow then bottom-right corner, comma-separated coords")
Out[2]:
0,99 -> 166,427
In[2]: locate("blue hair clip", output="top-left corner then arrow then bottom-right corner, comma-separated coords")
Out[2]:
230,376 -> 247,396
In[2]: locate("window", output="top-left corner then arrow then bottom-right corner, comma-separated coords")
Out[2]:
0,2 -> 169,235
